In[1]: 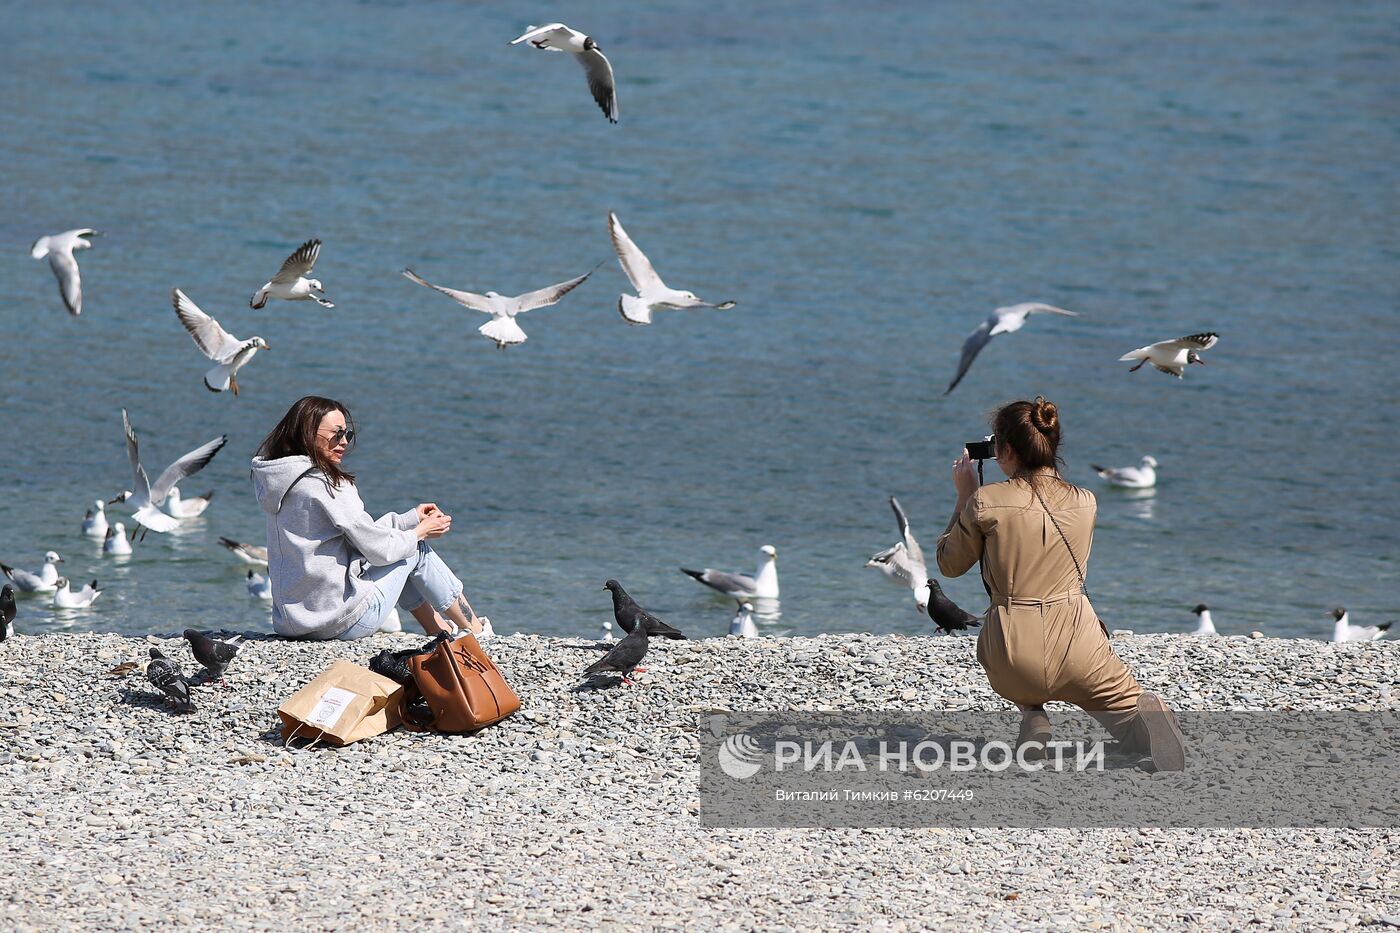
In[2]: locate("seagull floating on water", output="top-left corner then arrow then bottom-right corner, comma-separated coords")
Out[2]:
81,500 -> 109,538
682,545 -> 779,600
945,303 -> 1078,395
104,523 -> 133,556
172,288 -> 271,395
52,577 -> 101,609
250,239 -> 332,309
30,228 -> 99,316
1092,456 -> 1159,489
1,551 -> 63,593
113,409 -> 227,537
609,212 -> 735,326
402,266 -> 596,349
730,602 -> 758,639
866,497 -> 931,613
219,537 -> 268,567
1120,332 -> 1218,378
246,571 -> 272,600
164,486 -> 214,519
1331,607 -> 1390,643
1191,604 -> 1217,635
510,23 -> 618,123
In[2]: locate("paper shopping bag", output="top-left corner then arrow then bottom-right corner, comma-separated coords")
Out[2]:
278,660 -> 405,747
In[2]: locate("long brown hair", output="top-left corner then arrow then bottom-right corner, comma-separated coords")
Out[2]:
256,395 -> 356,488
993,396 -> 1069,499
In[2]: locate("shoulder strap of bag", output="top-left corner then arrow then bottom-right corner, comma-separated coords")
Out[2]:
1031,484 -> 1090,600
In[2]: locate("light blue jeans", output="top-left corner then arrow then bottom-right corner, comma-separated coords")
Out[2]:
337,542 -> 464,640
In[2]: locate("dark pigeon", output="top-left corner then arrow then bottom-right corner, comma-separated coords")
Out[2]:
582,619 -> 650,686
0,584 -> 14,641
146,648 -> 195,713
184,629 -> 243,680
927,579 -> 982,634
603,580 -> 686,639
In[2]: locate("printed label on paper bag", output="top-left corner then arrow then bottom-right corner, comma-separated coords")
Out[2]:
307,687 -> 356,728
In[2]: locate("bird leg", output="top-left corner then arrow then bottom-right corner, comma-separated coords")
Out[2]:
1128,360 -> 1146,373
633,667 -> 648,673
230,374 -> 240,396
621,676 -> 634,686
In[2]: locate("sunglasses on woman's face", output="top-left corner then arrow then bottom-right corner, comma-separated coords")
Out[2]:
322,427 -> 355,446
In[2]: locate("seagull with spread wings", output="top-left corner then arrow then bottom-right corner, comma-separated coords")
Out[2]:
112,408 -> 227,536
172,288 -> 270,394
1119,332 -> 1219,377
865,497 -> 931,613
250,239 -> 333,309
509,23 -> 618,123
945,303 -> 1078,395
401,265 -> 597,349
608,212 -> 735,326
30,228 -> 99,316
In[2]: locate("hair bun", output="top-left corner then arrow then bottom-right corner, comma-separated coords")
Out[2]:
1030,396 -> 1058,435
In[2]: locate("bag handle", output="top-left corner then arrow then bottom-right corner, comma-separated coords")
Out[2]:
283,721 -> 327,751
1031,484 -> 1090,600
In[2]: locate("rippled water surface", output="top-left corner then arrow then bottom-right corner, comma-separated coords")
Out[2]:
2,1 -> 1397,639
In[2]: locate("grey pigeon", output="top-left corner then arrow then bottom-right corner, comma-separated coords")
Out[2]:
927,579 -> 981,634
145,648 -> 195,713
603,580 -> 687,639
0,584 -> 14,640
184,629 -> 243,680
582,620 -> 650,686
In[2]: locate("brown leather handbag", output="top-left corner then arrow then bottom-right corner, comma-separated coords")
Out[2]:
401,634 -> 520,733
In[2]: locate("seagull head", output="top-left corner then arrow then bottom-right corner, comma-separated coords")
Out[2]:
738,602 -> 754,613
53,577 -> 69,591
1192,604 -> 1209,615
583,35 -> 598,51
760,545 -> 777,559
92,499 -> 106,512
1331,607 -> 1347,622
45,551 -> 63,564
253,337 -> 271,350
308,279 -> 324,291
109,491 -> 132,504
1187,350 -> 1205,366
1142,456 -> 1159,469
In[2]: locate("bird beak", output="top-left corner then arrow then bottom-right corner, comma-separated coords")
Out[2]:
56,557 -> 65,563
1193,357 -> 1205,365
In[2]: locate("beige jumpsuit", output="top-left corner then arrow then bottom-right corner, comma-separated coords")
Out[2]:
935,476 -> 1144,741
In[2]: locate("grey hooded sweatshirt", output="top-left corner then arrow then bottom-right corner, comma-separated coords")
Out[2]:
251,455 -> 419,639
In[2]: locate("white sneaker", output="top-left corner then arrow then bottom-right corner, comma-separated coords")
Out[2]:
377,608 -> 403,634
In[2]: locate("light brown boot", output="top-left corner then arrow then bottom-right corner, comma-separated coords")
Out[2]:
1129,692 -> 1186,772
1016,708 -> 1052,761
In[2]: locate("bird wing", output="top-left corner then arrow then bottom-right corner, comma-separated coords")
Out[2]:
868,542 -> 922,588
989,303 -> 1076,336
946,320 -> 993,394
149,435 -> 228,504
608,212 -> 666,294
1160,332 -> 1219,351
121,409 -> 154,503
509,23 -> 568,45
173,289 -> 243,361
401,269 -> 497,314
48,250 -> 83,316
889,496 -> 924,566
508,267 -> 597,314
271,239 -> 321,284
700,569 -> 759,595
576,48 -> 618,122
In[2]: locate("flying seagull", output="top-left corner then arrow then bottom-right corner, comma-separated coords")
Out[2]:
1,551 -> 64,593
219,537 -> 268,567
402,266 -> 596,349
1091,456 -> 1159,489
104,523 -> 133,556
250,239 -> 332,309
81,500 -> 109,538
184,629 -> 244,681
1,585 -> 15,640
603,580 -> 687,639
866,497 -> 931,613
172,288 -> 271,395
681,545 -> 779,600
1120,332 -> 1218,377
113,409 -> 228,537
1191,604 -> 1217,635
582,620 -> 649,686
1330,607 -> 1390,643
30,228 -> 99,316
927,579 -> 981,634
608,212 -> 735,325
730,602 -> 758,639
510,23 -> 618,123
52,578 -> 101,610
145,648 -> 195,713
945,303 -> 1078,395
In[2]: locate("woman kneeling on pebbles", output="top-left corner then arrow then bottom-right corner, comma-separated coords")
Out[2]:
252,395 -> 492,641
936,397 -> 1185,770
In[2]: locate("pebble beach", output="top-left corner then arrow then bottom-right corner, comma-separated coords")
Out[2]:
0,631 -> 1395,931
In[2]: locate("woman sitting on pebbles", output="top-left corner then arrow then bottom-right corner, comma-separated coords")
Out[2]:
936,396 -> 1185,770
251,395 -> 492,641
